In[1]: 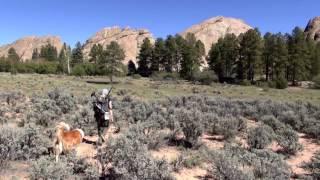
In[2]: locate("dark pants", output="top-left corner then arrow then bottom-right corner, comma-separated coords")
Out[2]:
95,112 -> 109,143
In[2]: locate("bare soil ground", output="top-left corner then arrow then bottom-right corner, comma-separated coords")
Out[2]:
287,133 -> 320,176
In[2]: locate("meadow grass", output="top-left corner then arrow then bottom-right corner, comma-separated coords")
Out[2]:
0,72 -> 319,104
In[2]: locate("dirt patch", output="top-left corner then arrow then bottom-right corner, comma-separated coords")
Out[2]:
287,133 -> 320,176
201,134 -> 224,150
151,146 -> 181,163
1,161 -> 30,180
173,167 -> 208,180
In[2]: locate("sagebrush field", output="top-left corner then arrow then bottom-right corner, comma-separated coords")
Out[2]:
1,73 -> 320,180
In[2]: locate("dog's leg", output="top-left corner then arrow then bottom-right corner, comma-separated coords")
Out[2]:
55,142 -> 63,162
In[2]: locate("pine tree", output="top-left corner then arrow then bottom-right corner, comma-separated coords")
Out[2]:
311,42 -> 320,77
40,43 -> 58,61
7,48 -> 20,62
127,60 -> 137,75
180,33 -> 204,79
32,48 -> 39,60
89,44 -> 104,64
287,27 -> 310,85
102,41 -> 125,82
174,35 -> 186,72
208,38 -> 223,80
151,38 -> 166,72
207,34 -> 239,82
262,32 -> 276,81
238,28 -> 262,82
57,43 -> 68,74
273,33 -> 288,80
71,42 -> 84,66
137,38 -> 153,77
165,35 -> 180,72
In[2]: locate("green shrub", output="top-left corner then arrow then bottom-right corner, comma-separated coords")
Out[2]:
268,81 -> 276,88
35,62 -> 58,74
125,123 -> 166,150
303,151 -> 320,179
222,144 -> 291,179
192,70 -> 218,85
48,88 -> 76,114
172,109 -> 203,146
72,64 -> 86,76
261,115 -> 286,132
29,156 -> 73,180
0,125 -> 50,161
209,152 -> 255,180
248,125 -> 275,149
211,116 -> 247,140
151,72 -> 180,81
98,135 -> 174,180
275,77 -> 288,89
276,128 -> 301,155
313,74 -> 320,89
251,149 -> 291,179
239,80 -> 251,86
131,74 -> 142,79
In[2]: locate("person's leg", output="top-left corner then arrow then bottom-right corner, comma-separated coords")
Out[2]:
97,119 -> 105,144
102,120 -> 110,141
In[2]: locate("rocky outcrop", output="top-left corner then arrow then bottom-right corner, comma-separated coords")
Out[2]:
181,16 -> 252,54
305,16 -> 320,42
0,36 -> 63,61
83,26 -> 154,64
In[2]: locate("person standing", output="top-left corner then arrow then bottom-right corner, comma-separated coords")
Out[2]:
91,88 -> 113,144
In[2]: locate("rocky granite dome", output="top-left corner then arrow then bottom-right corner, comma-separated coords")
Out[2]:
0,36 -> 63,61
305,16 -> 320,42
181,16 -> 252,54
82,26 -> 154,64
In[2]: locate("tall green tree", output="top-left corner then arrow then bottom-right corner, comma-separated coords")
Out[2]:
151,38 -> 166,72
238,28 -> 262,82
57,43 -> 70,74
273,33 -> 288,80
71,42 -> 84,66
180,33 -> 204,79
173,35 -> 186,72
89,44 -> 104,64
40,43 -> 58,61
101,41 -> 125,82
137,38 -> 153,76
208,34 -> 239,81
7,48 -> 20,62
262,32 -> 276,81
311,42 -> 320,77
127,60 -> 137,75
287,27 -> 310,85
32,48 -> 39,60
164,35 -> 181,72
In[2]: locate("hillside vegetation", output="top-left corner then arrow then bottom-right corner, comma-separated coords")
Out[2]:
0,73 -> 319,179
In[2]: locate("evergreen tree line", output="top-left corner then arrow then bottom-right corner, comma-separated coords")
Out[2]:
0,41 -> 127,81
135,33 -> 206,79
1,26 -> 320,88
207,27 -> 320,87
135,27 -> 320,87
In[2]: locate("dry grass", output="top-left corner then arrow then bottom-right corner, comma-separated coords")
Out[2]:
0,73 -> 319,103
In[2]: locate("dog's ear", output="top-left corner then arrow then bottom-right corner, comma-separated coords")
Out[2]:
91,92 -> 96,97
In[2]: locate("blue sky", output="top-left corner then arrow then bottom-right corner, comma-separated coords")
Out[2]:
0,0 -> 319,46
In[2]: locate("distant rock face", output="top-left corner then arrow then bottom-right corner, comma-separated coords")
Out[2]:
305,17 -> 320,42
0,36 -> 63,61
83,26 -> 154,64
181,16 -> 252,54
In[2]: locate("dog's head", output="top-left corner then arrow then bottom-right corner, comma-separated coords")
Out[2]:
56,122 -> 71,131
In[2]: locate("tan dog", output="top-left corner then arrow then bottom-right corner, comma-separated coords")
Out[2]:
54,122 -> 84,162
